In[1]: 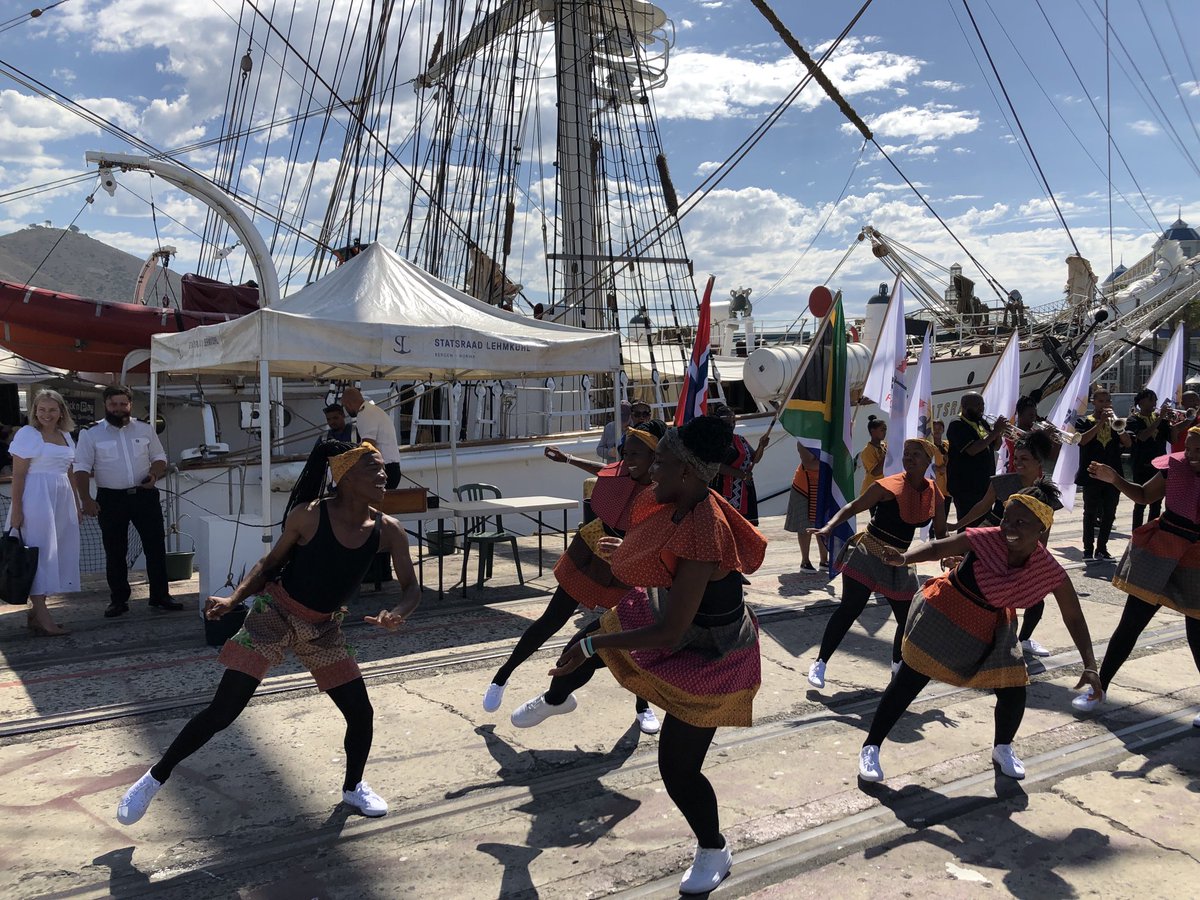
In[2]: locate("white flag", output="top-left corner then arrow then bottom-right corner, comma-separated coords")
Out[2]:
862,279 -> 909,475
904,327 -> 934,443
982,332 -> 1022,472
1049,339 -> 1096,511
1144,322 -> 1185,406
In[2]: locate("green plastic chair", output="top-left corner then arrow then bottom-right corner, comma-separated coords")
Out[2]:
455,483 -> 524,596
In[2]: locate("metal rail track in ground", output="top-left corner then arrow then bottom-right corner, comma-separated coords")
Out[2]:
0,575 -> 1161,741
33,645 -> 1198,900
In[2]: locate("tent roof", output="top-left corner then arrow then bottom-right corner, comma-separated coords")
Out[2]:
150,243 -> 620,380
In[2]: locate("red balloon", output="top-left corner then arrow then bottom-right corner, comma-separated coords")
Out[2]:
808,285 -> 833,318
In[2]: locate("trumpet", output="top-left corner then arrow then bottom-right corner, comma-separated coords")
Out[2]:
1029,419 -> 1083,446
1110,417 -> 1128,434
1163,406 -> 1198,425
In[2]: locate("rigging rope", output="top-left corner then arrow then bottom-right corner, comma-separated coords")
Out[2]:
959,0 -> 1080,258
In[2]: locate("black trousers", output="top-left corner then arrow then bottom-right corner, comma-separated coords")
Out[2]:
1080,481 -> 1119,553
952,489 -> 986,523
1130,465 -> 1162,530
384,462 -> 401,490
97,487 -> 169,605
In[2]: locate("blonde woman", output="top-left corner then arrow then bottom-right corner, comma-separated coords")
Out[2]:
7,390 -> 81,635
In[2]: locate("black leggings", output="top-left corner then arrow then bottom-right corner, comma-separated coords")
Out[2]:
864,663 -> 1026,748
151,671 -> 374,792
1018,600 -> 1045,643
817,578 -> 909,665
544,628 -> 723,848
494,586 -> 646,713
1098,595 -> 1200,690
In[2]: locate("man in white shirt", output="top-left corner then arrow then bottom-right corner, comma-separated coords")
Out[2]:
75,385 -> 181,618
341,387 -> 402,488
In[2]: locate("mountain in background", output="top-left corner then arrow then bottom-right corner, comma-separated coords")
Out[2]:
0,226 -> 182,304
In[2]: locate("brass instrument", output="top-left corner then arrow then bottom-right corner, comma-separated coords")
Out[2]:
1163,406 -> 1198,425
1110,417 -> 1128,435
1029,419 -> 1083,446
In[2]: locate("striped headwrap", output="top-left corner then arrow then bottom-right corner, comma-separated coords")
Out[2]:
1006,493 -> 1054,530
625,425 -> 660,451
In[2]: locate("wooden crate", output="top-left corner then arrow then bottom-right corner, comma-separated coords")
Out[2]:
374,488 -> 428,514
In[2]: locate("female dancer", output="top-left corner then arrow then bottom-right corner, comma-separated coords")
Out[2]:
709,403 -> 767,525
858,481 -> 1101,782
1072,426 -> 1200,723
806,438 -> 946,689
482,420 -> 666,734
7,389 -> 81,635
953,430 -> 1059,657
509,416 -> 766,895
116,440 -> 421,825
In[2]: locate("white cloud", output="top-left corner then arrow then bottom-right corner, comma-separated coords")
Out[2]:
1128,119 -> 1161,136
0,90 -> 138,165
696,160 -> 721,176
655,37 -> 923,121
846,103 -> 980,143
1182,81 -> 1200,97
680,19 -> 695,29
921,80 -> 965,92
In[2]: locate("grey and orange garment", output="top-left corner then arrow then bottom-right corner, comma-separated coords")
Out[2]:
902,527 -> 1068,690
1113,451 -> 1200,618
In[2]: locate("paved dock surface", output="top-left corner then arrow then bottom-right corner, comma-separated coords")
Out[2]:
0,496 -> 1196,899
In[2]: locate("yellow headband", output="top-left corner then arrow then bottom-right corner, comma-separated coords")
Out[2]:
625,427 -> 660,451
329,441 -> 378,484
1006,493 -> 1054,530
905,437 -> 937,459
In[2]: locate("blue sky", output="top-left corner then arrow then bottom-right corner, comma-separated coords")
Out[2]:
0,0 -> 1196,323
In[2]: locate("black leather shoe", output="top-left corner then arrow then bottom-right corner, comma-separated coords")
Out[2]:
1095,548 -> 1114,561
104,601 -> 129,618
149,597 -> 184,611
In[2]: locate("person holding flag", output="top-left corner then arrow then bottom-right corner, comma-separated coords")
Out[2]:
708,402 -> 768,525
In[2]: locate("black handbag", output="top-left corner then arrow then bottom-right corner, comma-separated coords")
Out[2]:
0,528 -> 38,605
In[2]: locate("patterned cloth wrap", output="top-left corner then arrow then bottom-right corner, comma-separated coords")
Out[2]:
218,581 -> 361,691
902,527 -> 1067,689
554,461 -> 647,610
835,473 -> 941,601
1113,451 -> 1200,618
600,490 -> 767,728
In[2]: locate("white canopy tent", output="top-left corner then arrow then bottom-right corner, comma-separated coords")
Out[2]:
149,242 -> 621,531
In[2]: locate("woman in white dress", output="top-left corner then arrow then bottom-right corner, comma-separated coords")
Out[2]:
8,390 -> 82,635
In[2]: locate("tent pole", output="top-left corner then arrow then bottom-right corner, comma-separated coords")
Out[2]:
449,380 -> 461,491
259,359 -> 272,546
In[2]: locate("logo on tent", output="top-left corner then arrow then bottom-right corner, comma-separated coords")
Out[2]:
393,335 -> 412,355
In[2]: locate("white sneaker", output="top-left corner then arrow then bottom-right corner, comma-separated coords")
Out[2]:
992,744 -> 1026,779
1072,687 -> 1103,712
510,692 -> 578,728
1021,638 -> 1051,657
807,659 -> 826,689
342,781 -> 388,817
117,770 -> 163,825
636,707 -> 661,735
679,843 -> 732,895
482,682 -> 506,713
858,745 -> 884,782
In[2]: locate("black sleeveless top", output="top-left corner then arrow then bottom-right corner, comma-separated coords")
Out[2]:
280,502 -> 382,613
692,571 -> 747,628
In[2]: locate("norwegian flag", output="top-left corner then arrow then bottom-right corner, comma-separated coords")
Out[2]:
675,275 -> 715,426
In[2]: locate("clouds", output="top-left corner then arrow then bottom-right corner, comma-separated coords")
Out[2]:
1128,119 -> 1161,136
0,90 -> 138,166
851,103 -> 981,143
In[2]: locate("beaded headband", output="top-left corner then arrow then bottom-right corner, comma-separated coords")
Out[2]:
659,429 -> 720,482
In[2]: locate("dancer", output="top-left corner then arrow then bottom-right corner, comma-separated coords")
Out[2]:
806,438 -> 946,689
116,440 -> 421,825
482,420 -> 666,734
952,431 -> 1059,657
859,415 -> 887,494
709,403 -> 767,525
1072,426 -> 1200,724
858,481 -> 1101,783
509,416 -> 766,895
7,390 -> 81,635
783,442 -> 827,571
